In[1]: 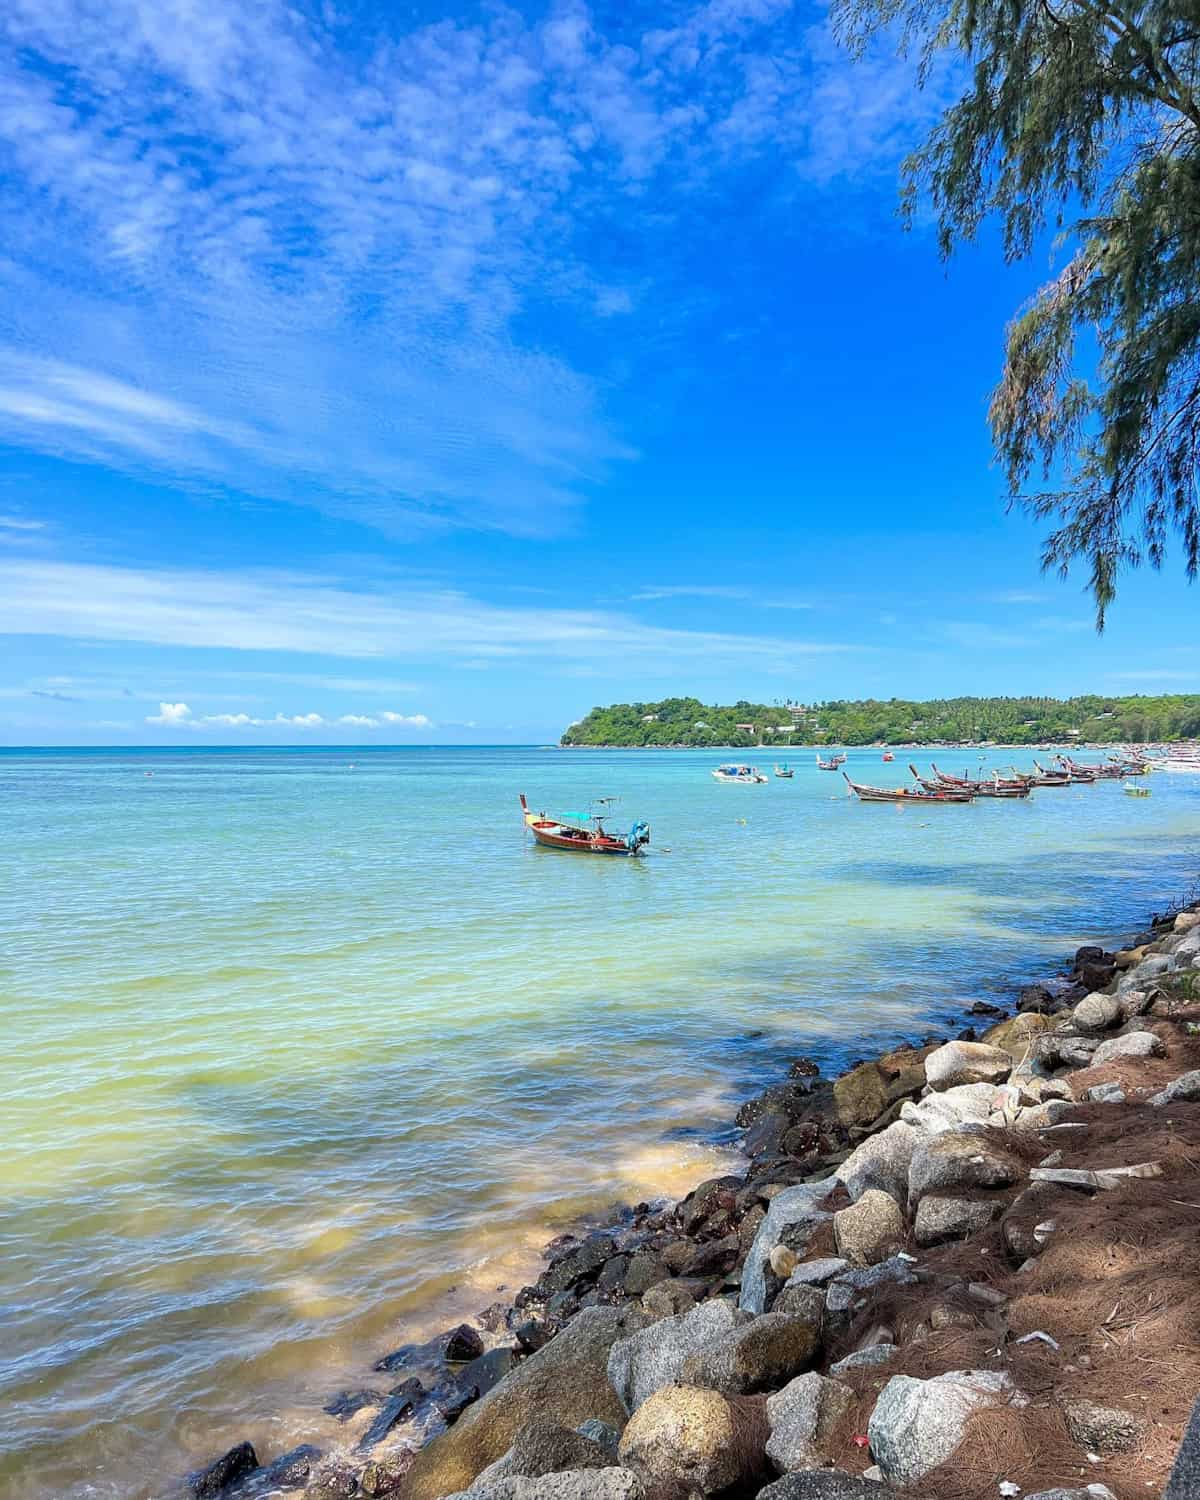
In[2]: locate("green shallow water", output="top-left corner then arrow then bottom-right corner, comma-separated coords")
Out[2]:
2,745 -> 1198,1498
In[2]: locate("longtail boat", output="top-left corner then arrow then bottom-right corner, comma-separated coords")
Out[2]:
929,762 -> 1029,792
815,753 -> 841,770
519,794 -> 651,855
1030,760 -> 1073,785
774,764 -> 795,779
910,765 -> 1030,799
844,771 -> 973,803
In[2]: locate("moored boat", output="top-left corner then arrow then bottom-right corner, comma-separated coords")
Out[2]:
1123,781 -> 1152,796
881,750 -> 895,762
712,763 -> 768,784
845,771 -> 973,803
815,753 -> 842,771
519,794 -> 651,855
910,765 -> 1029,798
774,763 -> 795,779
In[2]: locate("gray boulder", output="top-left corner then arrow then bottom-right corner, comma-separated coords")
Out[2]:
924,1041 -> 1012,1091
1165,1390 -> 1200,1499
503,1418 -> 614,1477
914,1195 -> 1002,1246
759,1473 -> 898,1499
908,1132 -> 1021,1203
837,1122 -> 920,1208
1073,993 -> 1121,1031
867,1369 -> 1017,1486
830,1343 -> 897,1377
680,1310 -> 820,1396
773,1283 -> 827,1325
1082,1081 -> 1126,1104
739,1178 -> 837,1314
765,1372 -> 854,1473
1024,1490 -> 1115,1500
825,1256 -> 917,1318
617,1384 -> 768,1497
403,1307 -> 648,1500
1151,1070 -> 1200,1107
640,1280 -> 695,1318
607,1298 -> 743,1414
784,1257 -> 849,1286
1089,1030 -> 1165,1067
900,1083 -> 998,1134
834,1190 -> 906,1267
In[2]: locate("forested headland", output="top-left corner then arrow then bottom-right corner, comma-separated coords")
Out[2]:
561,695 -> 1200,748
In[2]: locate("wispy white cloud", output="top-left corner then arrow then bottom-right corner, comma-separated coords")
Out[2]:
0,559 -> 862,668
0,0 -> 946,536
143,702 -> 432,731
0,513 -> 44,530
632,583 -> 814,608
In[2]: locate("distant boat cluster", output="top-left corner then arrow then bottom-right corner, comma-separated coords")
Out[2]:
844,751 -> 1151,803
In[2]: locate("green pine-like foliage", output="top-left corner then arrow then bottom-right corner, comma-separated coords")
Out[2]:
561,694 -> 1200,747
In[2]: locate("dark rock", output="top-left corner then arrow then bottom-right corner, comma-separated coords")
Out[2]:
323,1388 -> 386,1421
545,1289 -> 579,1323
956,1025 -> 978,1042
641,1280 -> 697,1317
744,1108 -> 792,1157
478,1302 -> 510,1332
389,1376 -> 426,1402
737,1085 -> 812,1128
188,1443 -> 259,1498
373,1343 -> 418,1373
514,1318 -> 553,1354
304,1464 -> 360,1500
358,1389 -> 419,1449
1017,984 -> 1055,1013
782,1121 -> 821,1157
738,1203 -> 766,1253
535,1236 -> 614,1298
459,1347 -> 516,1400
790,1056 -> 821,1079
622,1249 -> 668,1297
967,1000 -> 1005,1017
1079,961 -> 1117,991
1074,945 -> 1107,969
677,1232 -> 739,1278
680,1175 -> 744,1234
235,1446 -> 321,1494
359,1451 -> 416,1495
833,1063 -> 889,1128
443,1323 -> 485,1363
596,1255 -> 630,1298
432,1380 -> 477,1425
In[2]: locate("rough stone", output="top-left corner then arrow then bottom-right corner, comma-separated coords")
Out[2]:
867,1370 -> 1017,1487
1115,989 -> 1152,1021
1151,1070 -> 1200,1107
833,1190 -> 906,1267
900,1083 -> 998,1135
639,1281 -> 695,1319
908,1132 -> 1022,1203
1089,1029 -> 1166,1067
925,1041 -> 1013,1091
1063,1399 -> 1143,1454
403,1306 -> 647,1500
1165,1390 -> 1200,1500
914,1195 -> 1002,1246
836,1122 -> 920,1208
621,1251 -> 668,1298
1082,1081 -> 1126,1104
784,1256 -> 849,1286
680,1310 -> 821,1396
982,1013 -> 1052,1058
502,1417 -> 614,1477
773,1282 -> 826,1325
825,1256 -> 916,1317
765,1372 -> 855,1473
739,1177 -> 837,1314
1024,1490 -> 1115,1500
829,1343 -> 898,1377
607,1297 -> 744,1413
617,1385 -> 768,1497
189,1443 -> 259,1498
759,1473 -> 898,1500
1073,993 -> 1121,1032
834,1063 -> 890,1128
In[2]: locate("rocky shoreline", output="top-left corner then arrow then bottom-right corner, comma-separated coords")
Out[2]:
188,894 -> 1200,1500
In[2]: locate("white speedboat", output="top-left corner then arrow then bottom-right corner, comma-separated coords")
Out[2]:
712,763 -> 768,784
1144,750 -> 1200,773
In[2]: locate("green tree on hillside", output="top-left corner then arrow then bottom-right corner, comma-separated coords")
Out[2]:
834,0 -> 1200,626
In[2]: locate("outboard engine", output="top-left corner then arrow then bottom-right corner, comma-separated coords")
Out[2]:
627,820 -> 651,854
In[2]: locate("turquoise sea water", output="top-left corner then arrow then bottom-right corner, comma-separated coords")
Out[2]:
2,744 -> 1198,1499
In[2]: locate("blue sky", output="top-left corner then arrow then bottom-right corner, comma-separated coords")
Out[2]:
0,0 -> 1196,745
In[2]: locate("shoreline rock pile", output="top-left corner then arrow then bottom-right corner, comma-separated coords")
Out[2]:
189,902 -> 1200,1500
